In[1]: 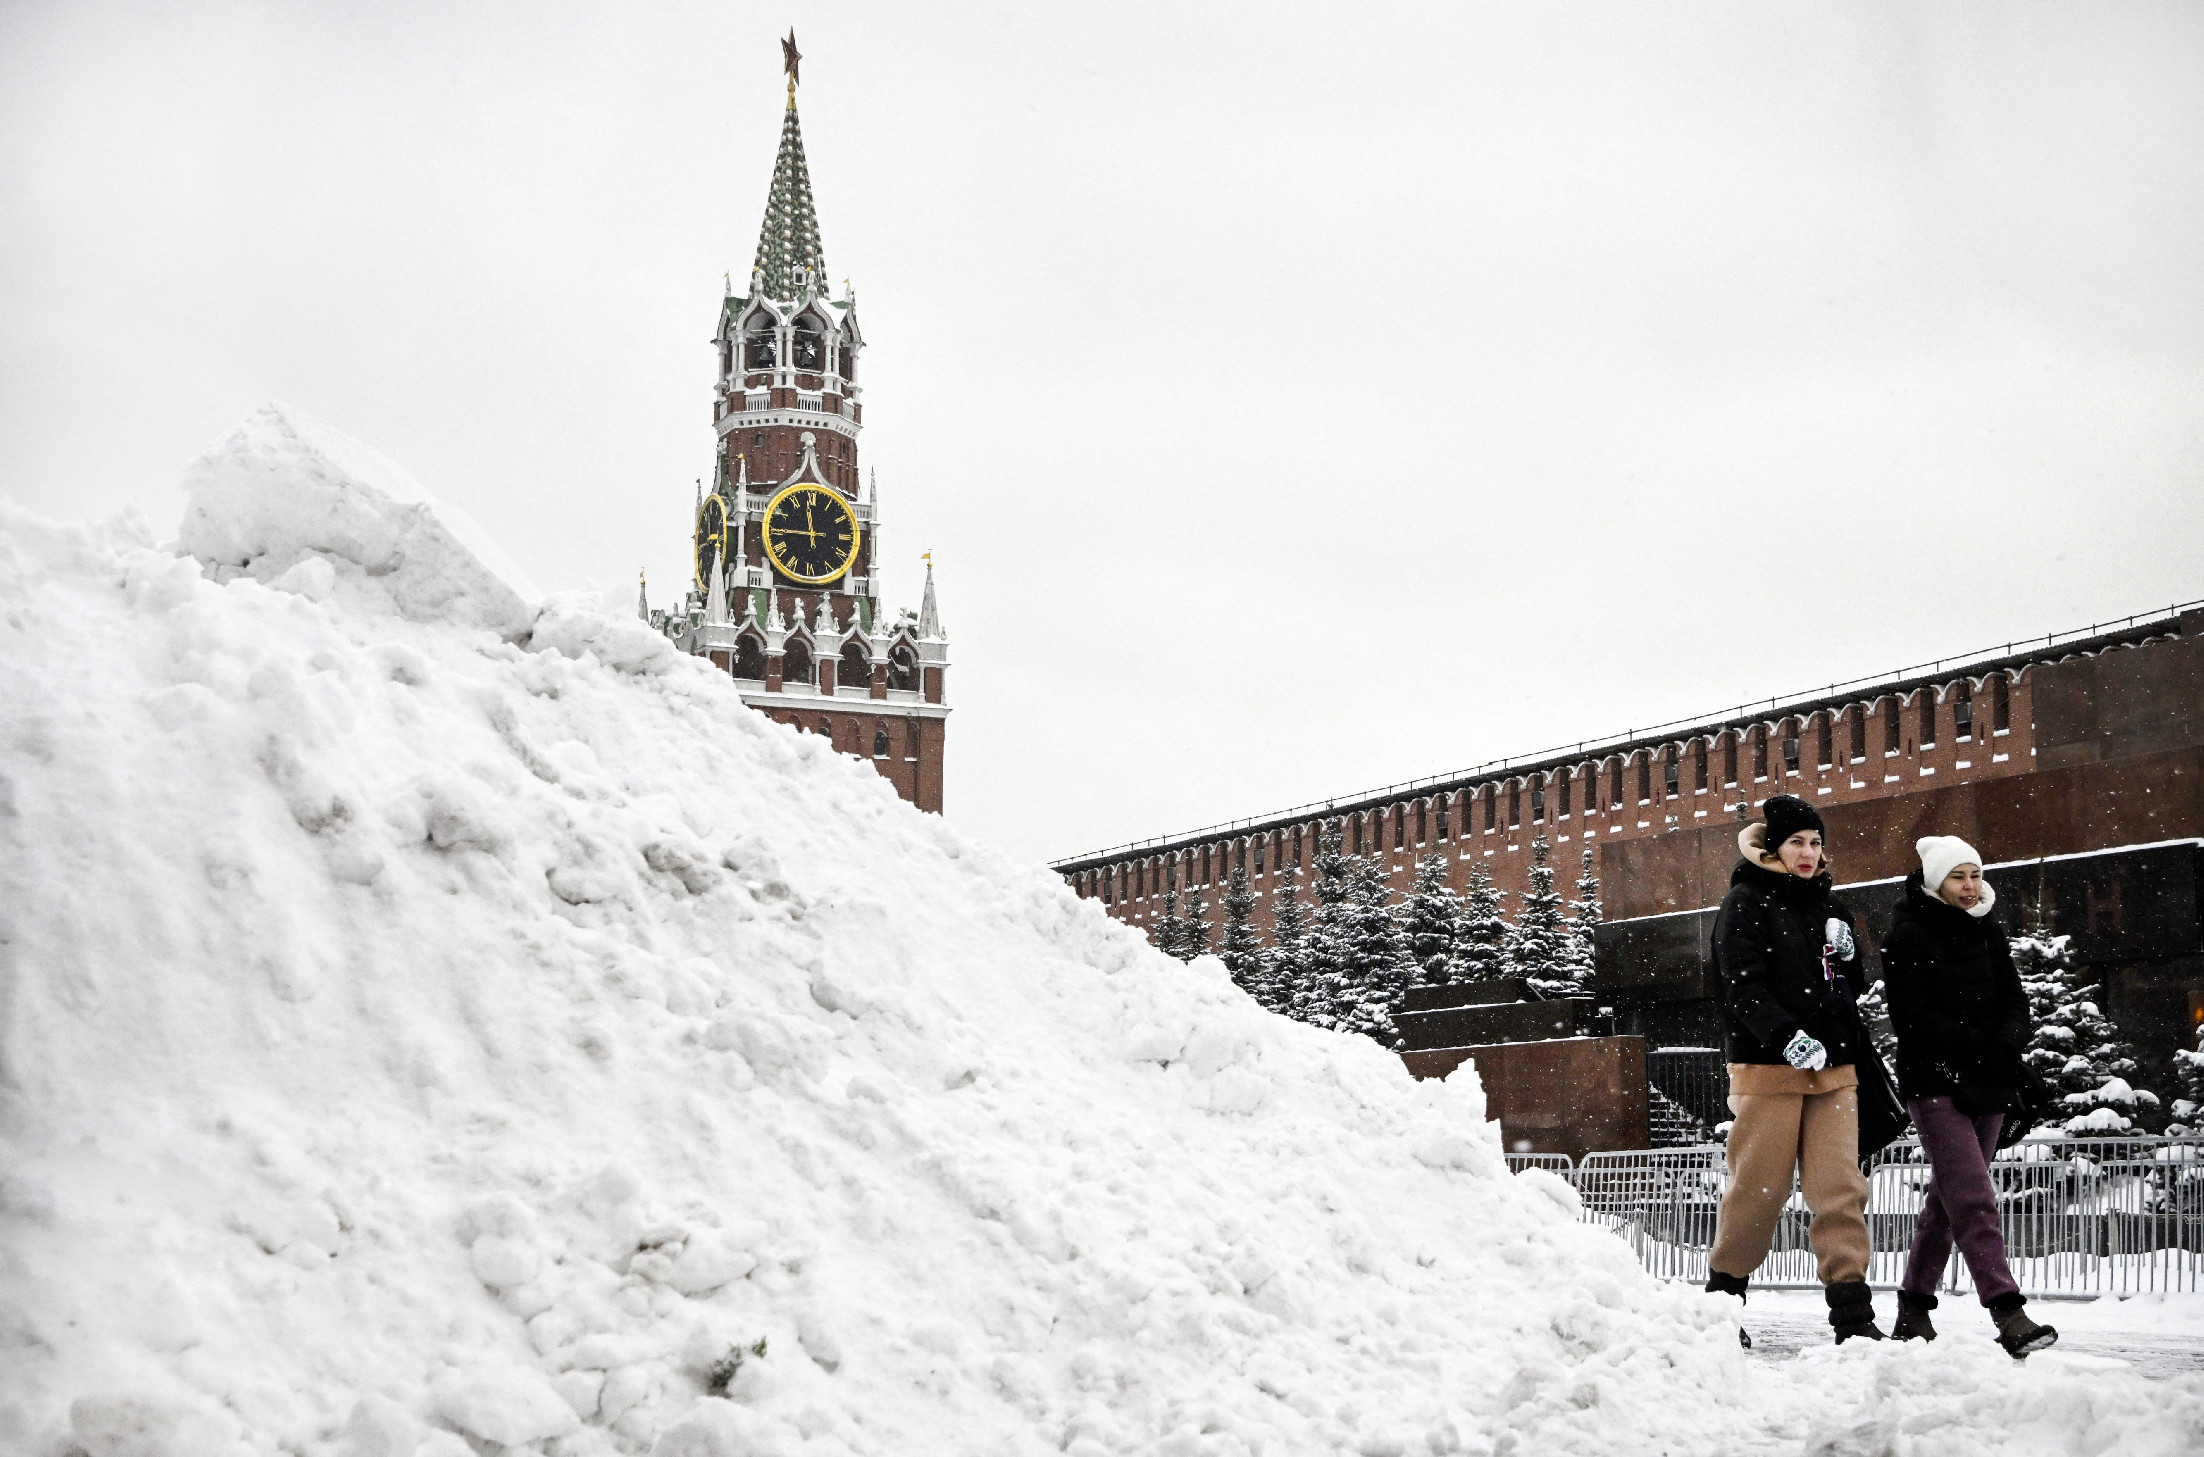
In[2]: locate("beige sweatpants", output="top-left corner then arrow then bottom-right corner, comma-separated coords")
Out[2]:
1709,1086 -> 1871,1285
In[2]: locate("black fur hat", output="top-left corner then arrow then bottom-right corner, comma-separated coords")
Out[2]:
1761,794 -> 1825,847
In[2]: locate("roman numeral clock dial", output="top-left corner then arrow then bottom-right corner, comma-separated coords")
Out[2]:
761,483 -> 861,585
693,493 -> 728,592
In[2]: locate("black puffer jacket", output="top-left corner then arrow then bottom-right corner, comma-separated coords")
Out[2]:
1880,870 -> 2030,1105
1712,856 -> 1868,1068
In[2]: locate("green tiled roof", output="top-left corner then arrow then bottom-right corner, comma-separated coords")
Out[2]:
752,99 -> 825,302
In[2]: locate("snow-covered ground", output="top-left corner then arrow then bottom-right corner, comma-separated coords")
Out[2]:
4,405 -> 2202,1456
1741,1289 -> 2204,1381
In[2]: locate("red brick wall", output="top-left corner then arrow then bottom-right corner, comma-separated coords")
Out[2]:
1064,615 -> 2204,942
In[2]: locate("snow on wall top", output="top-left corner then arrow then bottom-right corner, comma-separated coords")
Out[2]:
2,418 -> 2200,1457
178,403 -> 542,640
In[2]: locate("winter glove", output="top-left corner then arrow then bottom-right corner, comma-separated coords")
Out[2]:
1782,1030 -> 1830,1072
1825,917 -> 1856,961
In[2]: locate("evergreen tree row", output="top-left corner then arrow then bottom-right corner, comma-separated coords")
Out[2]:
1146,830 -> 1601,1048
1151,845 -> 2182,1133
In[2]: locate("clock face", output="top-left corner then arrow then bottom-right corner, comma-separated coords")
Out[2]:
761,483 -> 861,585
694,493 -> 728,594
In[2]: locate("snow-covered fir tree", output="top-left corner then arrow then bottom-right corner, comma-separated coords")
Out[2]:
1552,848 -> 1602,995
2168,1022 -> 2204,1135
1261,873 -> 1311,1014
1398,852 -> 1467,985
1507,836 -> 1576,998
2015,925 -> 2160,1134
1180,884 -> 1212,960
1152,885 -> 1186,961
1325,854 -> 1415,1045
1293,825 -> 1356,1029
1217,863 -> 1262,995
1456,862 -> 1509,982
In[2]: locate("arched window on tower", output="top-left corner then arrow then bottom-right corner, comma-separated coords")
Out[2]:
792,314 -> 826,371
888,644 -> 917,691
783,640 -> 814,686
840,640 -> 870,694
839,330 -> 858,382
734,633 -> 767,681
745,312 -> 778,370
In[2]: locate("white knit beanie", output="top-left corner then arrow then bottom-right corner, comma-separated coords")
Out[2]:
1916,835 -> 1983,892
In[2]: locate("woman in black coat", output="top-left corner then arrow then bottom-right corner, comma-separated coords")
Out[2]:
1880,834 -> 2057,1357
1703,795 -> 1881,1343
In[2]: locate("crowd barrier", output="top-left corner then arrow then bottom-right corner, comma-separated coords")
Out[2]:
1528,1136 -> 2204,1296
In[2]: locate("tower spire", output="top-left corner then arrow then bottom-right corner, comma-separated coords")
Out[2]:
917,553 -> 943,639
753,32 -> 824,302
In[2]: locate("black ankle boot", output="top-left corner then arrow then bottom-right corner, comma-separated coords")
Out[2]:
1891,1291 -> 1938,1342
1989,1294 -> 2058,1358
1825,1280 -> 1885,1343
1705,1271 -> 1752,1348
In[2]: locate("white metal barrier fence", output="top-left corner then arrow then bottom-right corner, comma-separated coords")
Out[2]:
1556,1136 -> 2204,1296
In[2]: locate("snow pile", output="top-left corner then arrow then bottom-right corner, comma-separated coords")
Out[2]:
178,404 -> 541,640
3,408 -> 2202,1456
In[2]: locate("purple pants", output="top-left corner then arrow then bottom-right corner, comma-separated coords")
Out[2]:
1902,1096 -> 2019,1305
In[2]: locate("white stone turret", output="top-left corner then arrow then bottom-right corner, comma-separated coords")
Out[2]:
705,561 -> 729,627
916,558 -> 944,641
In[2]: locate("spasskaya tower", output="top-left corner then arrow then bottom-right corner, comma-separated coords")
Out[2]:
642,32 -> 948,813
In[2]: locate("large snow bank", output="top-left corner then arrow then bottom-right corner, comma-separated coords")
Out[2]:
3,415 -> 2201,1457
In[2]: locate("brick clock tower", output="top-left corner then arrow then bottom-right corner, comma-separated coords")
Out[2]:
645,35 -> 948,813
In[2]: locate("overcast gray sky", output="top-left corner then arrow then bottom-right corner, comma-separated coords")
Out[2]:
6,2 -> 2201,866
